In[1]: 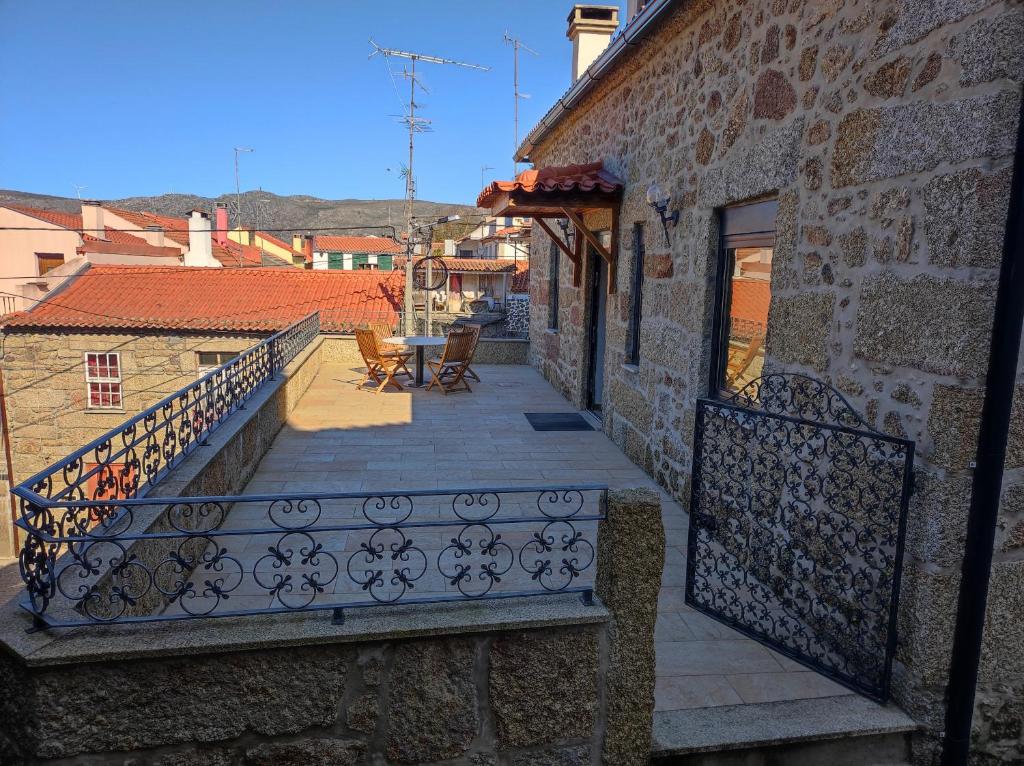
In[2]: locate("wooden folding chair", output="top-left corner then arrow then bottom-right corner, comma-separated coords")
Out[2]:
355,329 -> 405,394
369,321 -> 413,378
425,330 -> 475,395
725,330 -> 766,389
461,324 -> 482,382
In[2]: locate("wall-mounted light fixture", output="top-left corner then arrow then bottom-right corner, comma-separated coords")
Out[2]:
646,181 -> 679,245
556,217 -> 575,250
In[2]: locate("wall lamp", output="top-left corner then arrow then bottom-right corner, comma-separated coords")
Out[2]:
646,181 -> 679,245
556,217 -> 575,249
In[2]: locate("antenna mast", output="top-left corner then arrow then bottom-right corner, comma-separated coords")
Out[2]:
503,32 -> 539,173
369,40 -> 489,335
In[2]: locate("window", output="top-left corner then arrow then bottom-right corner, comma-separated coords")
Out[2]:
357,262 -> 379,270
36,253 -> 64,276
711,200 -> 777,395
84,352 -> 122,409
197,351 -> 240,371
548,240 -> 560,330
627,223 -> 645,365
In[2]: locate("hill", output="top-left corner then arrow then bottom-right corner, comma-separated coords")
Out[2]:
0,189 -> 485,239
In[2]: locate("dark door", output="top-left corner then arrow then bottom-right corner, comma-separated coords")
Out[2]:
586,249 -> 608,414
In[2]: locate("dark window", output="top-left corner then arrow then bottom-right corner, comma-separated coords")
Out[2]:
548,239 -> 560,330
627,223 -> 645,365
36,253 -> 64,276
711,200 -> 777,396
197,351 -> 240,370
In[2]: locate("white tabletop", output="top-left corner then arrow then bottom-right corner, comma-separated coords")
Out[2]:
385,336 -> 446,346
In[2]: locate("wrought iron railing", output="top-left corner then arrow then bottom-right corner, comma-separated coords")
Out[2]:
16,485 -> 605,629
14,312 -> 321,624
686,373 -> 914,702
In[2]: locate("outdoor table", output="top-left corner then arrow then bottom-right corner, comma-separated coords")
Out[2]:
385,336 -> 446,387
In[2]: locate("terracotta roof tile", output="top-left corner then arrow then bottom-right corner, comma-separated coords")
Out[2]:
477,162 -> 623,208
511,260 -> 530,293
395,256 -> 517,274
729,278 -> 770,326
1,265 -> 403,333
314,235 -> 403,254
3,204 -> 169,251
105,207 -> 192,246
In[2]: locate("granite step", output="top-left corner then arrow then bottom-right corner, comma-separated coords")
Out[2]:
651,694 -> 917,766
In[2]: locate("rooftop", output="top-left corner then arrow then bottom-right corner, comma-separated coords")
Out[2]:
0,264 -> 402,333
314,235 -> 403,254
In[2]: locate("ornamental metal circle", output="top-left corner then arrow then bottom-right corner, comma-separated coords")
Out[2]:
413,256 -> 449,292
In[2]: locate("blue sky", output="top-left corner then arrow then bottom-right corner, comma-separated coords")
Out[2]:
0,1 -> 625,205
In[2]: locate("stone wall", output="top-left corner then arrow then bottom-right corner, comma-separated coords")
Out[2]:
0,490 -> 663,766
320,334 -> 530,366
524,0 -> 1022,761
0,330 -> 265,486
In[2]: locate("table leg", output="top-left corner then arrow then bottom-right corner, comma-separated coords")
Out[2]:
415,346 -> 424,387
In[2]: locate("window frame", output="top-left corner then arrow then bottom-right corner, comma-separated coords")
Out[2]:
548,239 -> 560,331
36,252 -> 65,276
627,223 -> 645,366
710,200 -> 778,398
196,350 -> 240,371
84,352 -> 123,410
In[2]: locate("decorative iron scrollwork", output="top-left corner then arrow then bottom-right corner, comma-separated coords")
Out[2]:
686,373 -> 914,702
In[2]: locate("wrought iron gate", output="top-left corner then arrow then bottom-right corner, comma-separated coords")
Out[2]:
685,374 -> 914,702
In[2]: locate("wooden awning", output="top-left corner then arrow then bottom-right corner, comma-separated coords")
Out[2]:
477,162 -> 624,292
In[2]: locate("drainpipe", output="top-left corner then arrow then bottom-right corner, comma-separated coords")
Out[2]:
939,95 -> 1024,765
0,367 -> 18,553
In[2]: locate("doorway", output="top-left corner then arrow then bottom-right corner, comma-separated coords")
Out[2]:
586,247 -> 608,415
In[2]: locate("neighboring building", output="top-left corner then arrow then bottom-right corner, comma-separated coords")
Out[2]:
0,202 -> 183,313
229,227 -> 305,267
479,1 -> 1024,762
0,264 -> 403,498
397,256 -> 518,314
306,234 -> 403,271
455,215 -> 532,261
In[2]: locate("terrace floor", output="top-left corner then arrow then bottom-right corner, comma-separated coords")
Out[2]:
242,361 -> 852,714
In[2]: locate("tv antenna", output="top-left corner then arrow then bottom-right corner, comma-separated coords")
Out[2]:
480,164 -> 494,190
503,32 -> 539,172
369,39 -> 489,334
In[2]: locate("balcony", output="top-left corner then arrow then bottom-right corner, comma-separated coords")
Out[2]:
1,318 -> 915,762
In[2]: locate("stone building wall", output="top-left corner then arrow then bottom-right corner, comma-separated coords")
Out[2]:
524,0 -> 1022,761
0,330 -> 264,486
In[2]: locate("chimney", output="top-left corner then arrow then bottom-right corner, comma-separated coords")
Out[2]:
292,234 -> 304,253
185,209 -> 214,266
566,5 -> 619,81
142,224 -> 165,247
213,202 -> 229,246
81,200 -> 104,239
302,234 -> 314,266
240,228 -> 254,246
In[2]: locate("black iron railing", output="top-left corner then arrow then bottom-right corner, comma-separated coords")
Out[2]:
686,373 -> 914,702
14,312 -> 321,624
16,485 -> 605,629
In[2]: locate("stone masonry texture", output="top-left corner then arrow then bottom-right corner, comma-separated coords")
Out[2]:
523,0 -> 1022,761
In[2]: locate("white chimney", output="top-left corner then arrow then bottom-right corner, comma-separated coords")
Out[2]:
567,5 -> 619,82
185,210 -> 215,267
142,224 -> 165,247
81,200 -> 104,239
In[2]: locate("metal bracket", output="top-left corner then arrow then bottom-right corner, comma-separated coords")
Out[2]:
579,589 -> 594,607
332,607 -> 346,625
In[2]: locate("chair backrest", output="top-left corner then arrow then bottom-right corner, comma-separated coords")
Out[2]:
369,321 -> 395,345
355,328 -> 382,365
440,330 -> 475,365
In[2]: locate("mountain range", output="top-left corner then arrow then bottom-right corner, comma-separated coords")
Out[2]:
0,189 -> 484,240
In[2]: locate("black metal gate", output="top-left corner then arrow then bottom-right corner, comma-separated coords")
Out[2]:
685,374 -> 914,702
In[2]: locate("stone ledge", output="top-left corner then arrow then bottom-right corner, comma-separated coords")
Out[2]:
4,593 -> 609,667
651,694 -> 919,756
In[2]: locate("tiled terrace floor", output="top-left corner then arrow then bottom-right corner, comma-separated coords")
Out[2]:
242,361 -> 849,712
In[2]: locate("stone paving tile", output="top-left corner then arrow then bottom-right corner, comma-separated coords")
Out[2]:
232,361 -> 850,714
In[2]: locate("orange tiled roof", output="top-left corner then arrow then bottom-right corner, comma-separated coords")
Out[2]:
104,207 -> 192,247
395,256 -> 517,274
4,204 -> 175,254
256,230 -> 303,256
510,261 -> 530,293
477,162 -> 623,208
314,235 -> 403,254
730,278 -> 771,326
1,265 -> 403,333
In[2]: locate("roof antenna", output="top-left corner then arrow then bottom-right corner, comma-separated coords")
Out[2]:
503,32 -> 539,175
369,39 -> 489,336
